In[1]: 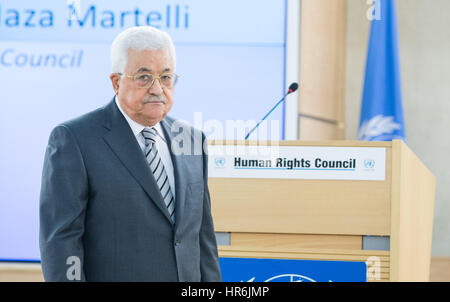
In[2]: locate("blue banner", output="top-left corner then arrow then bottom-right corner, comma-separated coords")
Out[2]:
358,0 -> 406,141
219,258 -> 367,282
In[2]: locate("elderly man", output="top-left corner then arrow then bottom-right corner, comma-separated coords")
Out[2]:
39,26 -> 221,282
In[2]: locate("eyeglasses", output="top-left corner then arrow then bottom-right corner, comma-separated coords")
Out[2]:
119,72 -> 180,88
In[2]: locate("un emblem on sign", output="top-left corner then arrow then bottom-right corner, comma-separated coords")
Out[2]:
214,157 -> 226,168
364,159 -> 376,169
246,274 -> 320,282
265,274 -> 317,282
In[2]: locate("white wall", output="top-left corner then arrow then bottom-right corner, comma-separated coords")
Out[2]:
345,0 -> 450,256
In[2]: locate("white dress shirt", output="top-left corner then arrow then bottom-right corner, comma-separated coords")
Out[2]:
115,96 -> 175,197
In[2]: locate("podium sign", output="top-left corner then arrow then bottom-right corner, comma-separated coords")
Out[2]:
208,145 -> 386,181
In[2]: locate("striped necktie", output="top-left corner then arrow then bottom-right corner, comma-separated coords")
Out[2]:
141,127 -> 175,222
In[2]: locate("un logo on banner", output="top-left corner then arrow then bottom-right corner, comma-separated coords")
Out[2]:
264,274 -> 317,282
214,157 -> 226,168
366,0 -> 381,21
358,115 -> 402,141
246,274 -> 319,282
364,159 -> 376,169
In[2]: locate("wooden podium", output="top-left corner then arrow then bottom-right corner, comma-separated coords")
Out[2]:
208,140 -> 435,282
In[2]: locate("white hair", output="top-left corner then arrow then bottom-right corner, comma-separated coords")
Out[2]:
110,26 -> 176,73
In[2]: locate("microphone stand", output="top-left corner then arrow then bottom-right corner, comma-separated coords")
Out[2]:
244,91 -> 291,140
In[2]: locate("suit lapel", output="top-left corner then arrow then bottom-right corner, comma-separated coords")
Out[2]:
102,99 -> 174,224
160,118 -> 188,231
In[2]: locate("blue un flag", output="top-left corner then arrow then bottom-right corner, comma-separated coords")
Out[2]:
358,0 -> 406,141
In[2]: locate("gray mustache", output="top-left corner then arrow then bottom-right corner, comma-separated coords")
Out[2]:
143,96 -> 167,104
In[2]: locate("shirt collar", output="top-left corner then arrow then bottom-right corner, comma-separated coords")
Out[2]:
115,96 -> 166,141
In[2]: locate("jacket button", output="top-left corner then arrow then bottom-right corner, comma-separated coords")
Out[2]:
174,240 -> 180,246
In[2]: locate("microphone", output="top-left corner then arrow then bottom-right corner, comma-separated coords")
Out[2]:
288,82 -> 299,94
244,82 -> 299,140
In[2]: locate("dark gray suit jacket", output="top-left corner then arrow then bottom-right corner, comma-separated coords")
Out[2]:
39,99 -> 221,281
